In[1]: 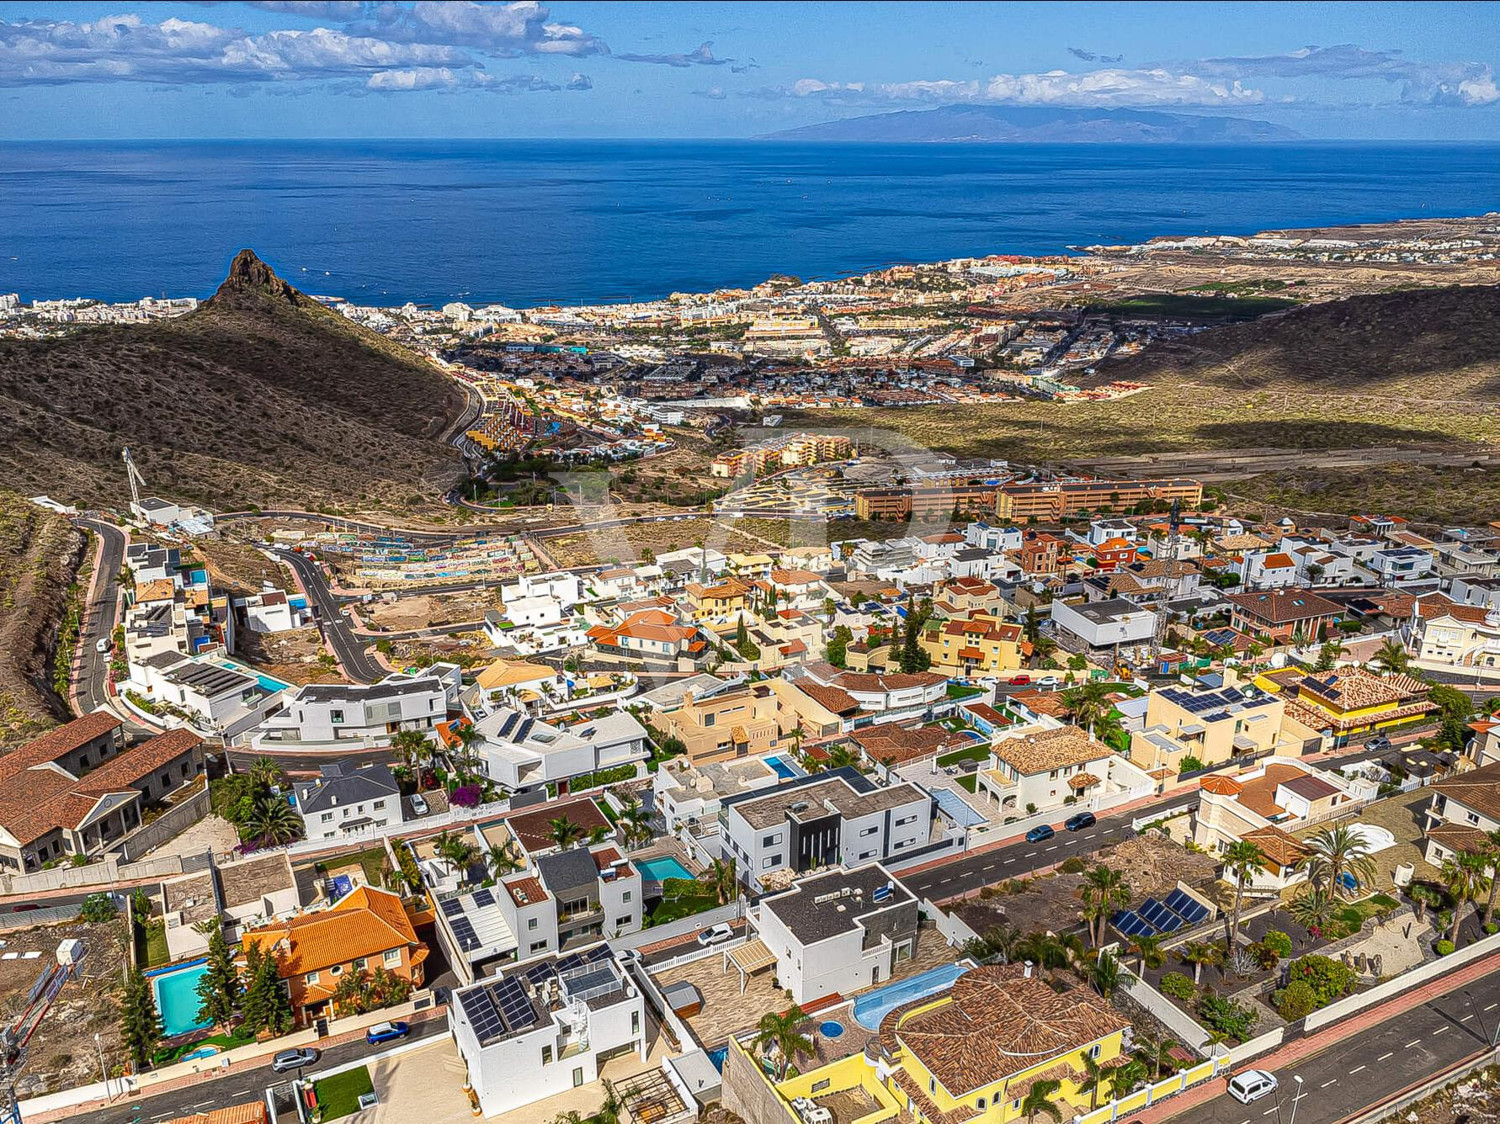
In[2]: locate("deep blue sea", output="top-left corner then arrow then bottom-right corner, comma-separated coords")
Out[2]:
0,140 -> 1496,307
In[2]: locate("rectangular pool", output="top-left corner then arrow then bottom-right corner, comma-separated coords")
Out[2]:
852,962 -> 969,1030
151,961 -> 212,1037
636,856 -> 694,883
764,755 -> 803,781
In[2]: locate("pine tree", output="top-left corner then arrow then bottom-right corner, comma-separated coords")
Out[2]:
120,968 -> 161,1070
240,943 -> 293,1037
264,952 -> 294,1035
195,924 -> 241,1032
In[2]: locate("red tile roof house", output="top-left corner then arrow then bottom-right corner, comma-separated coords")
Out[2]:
0,715 -> 204,872
1225,588 -> 1343,644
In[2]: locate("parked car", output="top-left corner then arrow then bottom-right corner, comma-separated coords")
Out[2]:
1064,811 -> 1096,832
365,1021 -> 410,1046
1035,675 -> 1060,688
1364,735 -> 1392,752
1227,1070 -> 1279,1104
271,1047 -> 319,1073
696,923 -> 735,946
1009,674 -> 1032,685
409,793 -> 429,817
95,637 -> 111,654
1025,825 -> 1055,844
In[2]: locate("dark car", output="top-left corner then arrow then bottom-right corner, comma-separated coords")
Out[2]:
1065,811 -> 1097,832
1025,825 -> 1055,843
271,1047 -> 319,1074
365,1021 -> 410,1046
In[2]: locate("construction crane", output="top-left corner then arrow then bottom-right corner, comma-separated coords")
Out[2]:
121,446 -> 147,514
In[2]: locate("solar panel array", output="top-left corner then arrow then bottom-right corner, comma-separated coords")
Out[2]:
493,975 -> 535,1031
441,897 -> 464,917
525,961 -> 559,986
472,888 -> 496,909
586,944 -> 614,963
556,952 -> 586,974
459,987 -> 506,1044
1112,889 -> 1211,939
495,712 -> 523,739
451,916 -> 480,953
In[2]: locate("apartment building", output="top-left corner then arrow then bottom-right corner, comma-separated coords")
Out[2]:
1129,675 -> 1289,774
658,684 -> 788,764
720,770 -> 934,889
919,611 -> 1023,675
249,672 -> 451,750
854,482 -> 1000,522
994,478 -> 1202,522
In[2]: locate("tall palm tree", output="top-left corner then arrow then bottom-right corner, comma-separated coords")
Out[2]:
453,723 -> 482,779
1076,1051 -> 1106,1110
391,729 -> 430,773
1064,681 -> 1111,738
248,793 -> 302,845
1127,933 -> 1165,976
1299,825 -> 1378,900
1222,840 -> 1265,959
753,1006 -> 813,1080
619,803 -> 653,850
436,832 -> 480,879
709,857 -> 738,905
1480,830 -> 1500,927
1019,1078 -> 1063,1124
1105,1059 -> 1147,1102
247,756 -> 286,791
1080,865 -> 1131,947
547,816 -> 585,851
1090,950 -> 1120,999
1288,886 -> 1335,936
1016,931 -> 1069,978
487,844 -> 521,877
1442,854 -> 1488,947
1373,637 -> 1411,674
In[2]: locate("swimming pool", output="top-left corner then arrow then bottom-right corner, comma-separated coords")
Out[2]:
764,755 -> 804,780
708,1045 -> 729,1071
852,962 -> 969,1030
151,961 -> 212,1037
637,856 -> 694,883
212,658 -> 292,695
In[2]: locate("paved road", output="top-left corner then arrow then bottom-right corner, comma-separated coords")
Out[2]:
275,548 -> 387,683
73,518 -> 127,714
1176,963 -> 1500,1124
64,1019 -> 450,1124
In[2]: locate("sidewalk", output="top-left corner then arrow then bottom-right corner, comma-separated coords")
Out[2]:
1127,953 -> 1500,1124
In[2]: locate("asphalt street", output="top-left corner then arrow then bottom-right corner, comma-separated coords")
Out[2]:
66,1019 -> 450,1124
74,518 -> 127,714
274,548 -> 387,683
1176,963 -> 1500,1124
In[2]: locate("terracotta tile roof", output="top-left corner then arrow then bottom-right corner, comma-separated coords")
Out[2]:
991,725 -> 1107,776
1242,825 -> 1308,869
167,1103 -> 268,1124
1233,763 -> 1308,819
1431,761 -> 1500,825
0,711 -> 121,780
816,667 -> 948,693
1068,772 -> 1100,790
134,578 -> 176,603
76,729 -> 201,795
503,876 -> 549,906
1427,821 -> 1491,856
1199,776 -> 1243,796
850,724 -> 967,765
240,886 -> 423,979
504,796 -> 612,853
885,964 -> 1129,1096
793,680 -> 861,716
890,1069 -> 981,1124
1226,588 -> 1342,625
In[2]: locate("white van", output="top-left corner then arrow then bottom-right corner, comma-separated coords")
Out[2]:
1227,1070 -> 1279,1104
95,637 -> 111,655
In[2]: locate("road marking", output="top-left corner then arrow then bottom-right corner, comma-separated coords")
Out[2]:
1045,845 -> 1057,852
982,863 -> 996,871
1433,1025 -> 1449,1035
1262,1107 -> 1278,1116
1320,1079 -> 1337,1089
1349,1065 -> 1366,1074
1487,1003 -> 1498,1012
1462,1013 -> 1475,1020
1102,828 -> 1115,834
939,877 -> 952,884
1377,1052 -> 1393,1061
1404,1039 -> 1422,1048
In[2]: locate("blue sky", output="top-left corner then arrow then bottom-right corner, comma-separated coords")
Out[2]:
2,1 -> 1498,139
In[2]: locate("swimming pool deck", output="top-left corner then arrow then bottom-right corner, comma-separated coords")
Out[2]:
651,927 -> 956,1050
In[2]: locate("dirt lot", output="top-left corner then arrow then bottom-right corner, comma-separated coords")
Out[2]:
236,626 -> 342,685
389,634 -> 490,670
364,590 -> 497,632
0,917 -> 127,1099
192,539 -> 290,598
1401,1064 -> 1500,1124
955,832 -> 1220,938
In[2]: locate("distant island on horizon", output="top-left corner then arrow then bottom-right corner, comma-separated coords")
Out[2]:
761,104 -> 1303,144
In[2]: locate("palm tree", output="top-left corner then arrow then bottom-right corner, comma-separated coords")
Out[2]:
1299,825 -> 1377,900
1019,1078 -> 1063,1124
594,1080 -> 623,1124
1090,950 -> 1121,999
753,1006 -> 813,1080
1064,681 -> 1112,738
619,803 -> 653,850
708,857 -> 738,905
1133,1031 -> 1181,1081
247,793 -> 302,845
1480,830 -> 1500,927
453,723 -> 482,779
1288,886 -> 1335,936
547,816 -> 585,851
1127,933 -> 1164,976
1180,940 -> 1224,985
1373,637 -> 1411,674
825,744 -> 860,770
1222,840 -> 1265,959
391,729 -> 430,773
247,755 -> 286,791
487,844 -> 521,877
436,832 -> 480,880
1016,931 -> 1070,978
1441,854 -> 1488,947
1080,865 -> 1131,947
1076,1051 -> 1106,1110
981,922 -> 1021,965
1105,1059 -> 1147,1102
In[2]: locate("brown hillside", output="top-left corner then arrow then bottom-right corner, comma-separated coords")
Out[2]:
0,249 -> 466,510
1098,284 -> 1500,400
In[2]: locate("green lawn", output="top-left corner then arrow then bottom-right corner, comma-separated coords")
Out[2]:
945,684 -> 984,701
936,745 -> 990,767
144,920 -> 169,968
316,1066 -> 375,1120
644,878 -> 720,928
955,775 -> 978,794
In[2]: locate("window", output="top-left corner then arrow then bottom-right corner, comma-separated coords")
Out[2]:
762,856 -> 776,869
976,1097 -> 987,1110
330,709 -> 345,724
528,917 -> 539,930
859,825 -> 878,837
321,812 -> 333,823
383,949 -> 402,967
330,965 -> 342,977
1090,1044 -> 1101,1058
542,1045 -> 553,1065
858,850 -> 875,861
631,1011 -> 640,1035
762,833 -> 780,847
896,814 -> 917,826
929,1078 -> 937,1095
622,891 -> 633,903
572,1068 -> 584,1088
354,958 -> 368,970
373,800 -> 385,811
1468,812 -> 1482,826
307,970 -> 321,985
811,1079 -> 832,1094
530,940 -> 548,953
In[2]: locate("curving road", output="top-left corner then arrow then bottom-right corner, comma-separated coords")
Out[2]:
274,548 -> 387,683
72,518 -> 127,715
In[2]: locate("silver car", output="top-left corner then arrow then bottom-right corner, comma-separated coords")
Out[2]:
271,1047 -> 318,1074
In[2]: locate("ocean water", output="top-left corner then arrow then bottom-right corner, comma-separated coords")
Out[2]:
1,140 -> 1496,307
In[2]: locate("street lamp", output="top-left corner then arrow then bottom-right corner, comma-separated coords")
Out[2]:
1287,1074 -> 1306,1124
1466,989 -> 1500,1048
94,1032 -> 111,1102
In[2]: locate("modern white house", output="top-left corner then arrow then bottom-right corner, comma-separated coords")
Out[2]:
160,851 -> 300,960
653,755 -> 781,835
293,762 -> 404,842
248,672 -> 451,749
749,864 -> 920,1005
236,589 -> 313,633
1049,597 -> 1157,650
474,708 -> 650,793
449,945 -> 648,1118
720,770 -> 935,890
127,651 -> 284,739
975,724 -> 1154,817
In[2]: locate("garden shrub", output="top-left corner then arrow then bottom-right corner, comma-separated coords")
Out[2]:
1159,972 -> 1195,1000
1196,994 -> 1258,1042
1275,980 -> 1317,1021
1436,939 -> 1455,955
1287,955 -> 1357,1005
1262,930 -> 1293,958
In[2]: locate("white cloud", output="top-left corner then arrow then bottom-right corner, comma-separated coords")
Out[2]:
617,41 -> 728,68
1185,44 -> 1499,107
354,1 -> 607,58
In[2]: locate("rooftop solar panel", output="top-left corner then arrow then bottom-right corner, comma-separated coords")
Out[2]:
525,961 -> 558,985
459,988 -> 505,1043
586,944 -> 614,962
472,888 -> 496,909
556,953 -> 586,974
441,898 -> 464,917
1155,912 -> 1185,933
450,917 -> 479,952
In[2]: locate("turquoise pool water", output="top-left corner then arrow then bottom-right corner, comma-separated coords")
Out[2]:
212,658 -> 292,695
764,755 -> 803,780
637,856 -> 694,882
852,962 -> 969,1030
152,963 -> 212,1037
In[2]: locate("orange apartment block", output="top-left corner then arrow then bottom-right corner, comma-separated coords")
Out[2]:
994,478 -> 1202,522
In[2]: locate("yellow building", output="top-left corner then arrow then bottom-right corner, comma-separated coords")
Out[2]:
920,611 -> 1024,676
733,964 -> 1132,1124
1129,672 -> 1291,775
1261,667 -> 1435,742
659,684 -> 787,764
683,577 -> 756,634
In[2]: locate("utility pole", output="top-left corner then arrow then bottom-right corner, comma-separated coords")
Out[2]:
95,1031 -> 112,1101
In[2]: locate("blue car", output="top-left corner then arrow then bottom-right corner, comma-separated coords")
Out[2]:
1025,825 -> 1055,843
365,1021 -> 410,1046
